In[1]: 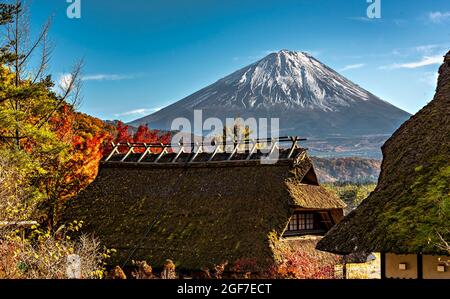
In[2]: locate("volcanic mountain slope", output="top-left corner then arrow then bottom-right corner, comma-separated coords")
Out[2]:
130,50 -> 411,157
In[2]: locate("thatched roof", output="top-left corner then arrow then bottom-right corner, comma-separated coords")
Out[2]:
65,148 -> 344,270
317,51 -> 450,255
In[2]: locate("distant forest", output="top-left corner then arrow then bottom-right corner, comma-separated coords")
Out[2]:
312,157 -> 379,214
312,157 -> 381,183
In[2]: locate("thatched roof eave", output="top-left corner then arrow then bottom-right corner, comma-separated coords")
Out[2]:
100,158 -> 296,170
287,183 -> 346,210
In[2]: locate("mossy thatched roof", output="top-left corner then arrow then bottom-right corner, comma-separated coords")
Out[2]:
317,51 -> 450,255
65,149 -> 344,270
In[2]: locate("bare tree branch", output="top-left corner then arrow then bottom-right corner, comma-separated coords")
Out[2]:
19,17 -> 51,69
34,59 -> 84,129
31,18 -> 54,84
436,231 -> 450,255
1,1 -> 84,143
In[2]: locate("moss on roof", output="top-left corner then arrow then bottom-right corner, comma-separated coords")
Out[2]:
287,183 -> 345,209
317,51 -> 450,255
65,150 -> 344,270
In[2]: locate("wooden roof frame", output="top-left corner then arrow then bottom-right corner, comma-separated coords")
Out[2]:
104,136 -> 307,164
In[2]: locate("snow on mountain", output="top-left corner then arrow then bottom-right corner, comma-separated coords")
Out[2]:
211,50 -> 372,111
129,50 -> 411,157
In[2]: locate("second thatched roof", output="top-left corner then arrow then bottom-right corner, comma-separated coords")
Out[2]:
317,51 -> 450,255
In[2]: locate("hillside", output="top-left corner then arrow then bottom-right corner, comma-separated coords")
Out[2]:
312,157 -> 381,183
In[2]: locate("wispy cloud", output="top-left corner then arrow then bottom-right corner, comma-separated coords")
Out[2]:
232,49 -> 321,62
58,72 -> 138,88
428,11 -> 450,23
58,73 -> 73,90
348,16 -> 380,22
415,44 -> 442,54
262,50 -> 278,56
384,44 -> 449,60
300,49 -> 321,57
419,72 -> 439,87
393,19 -> 408,26
114,107 -> 162,117
232,51 -> 272,62
82,74 -> 137,81
380,55 -> 443,70
340,63 -> 366,72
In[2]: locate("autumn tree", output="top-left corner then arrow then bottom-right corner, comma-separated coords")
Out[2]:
0,1 -> 110,228
0,1 -> 169,229
110,121 -> 171,154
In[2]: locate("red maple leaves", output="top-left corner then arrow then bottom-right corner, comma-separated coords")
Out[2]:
111,121 -> 172,154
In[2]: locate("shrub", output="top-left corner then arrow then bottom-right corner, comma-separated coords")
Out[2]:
264,247 -> 339,279
0,223 -> 106,279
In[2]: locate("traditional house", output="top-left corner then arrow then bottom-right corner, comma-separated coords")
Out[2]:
65,137 -> 345,273
317,52 -> 450,279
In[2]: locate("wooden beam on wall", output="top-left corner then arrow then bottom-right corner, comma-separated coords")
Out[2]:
380,252 -> 386,279
417,254 -> 423,279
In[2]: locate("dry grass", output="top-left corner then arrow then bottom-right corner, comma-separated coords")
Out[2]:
0,153 -> 39,222
334,253 -> 381,279
0,228 -> 105,279
1,152 -> 107,279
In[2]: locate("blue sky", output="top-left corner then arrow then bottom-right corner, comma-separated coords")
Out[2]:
28,0 -> 450,122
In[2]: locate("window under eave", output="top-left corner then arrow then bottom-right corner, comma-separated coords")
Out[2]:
283,211 -> 329,237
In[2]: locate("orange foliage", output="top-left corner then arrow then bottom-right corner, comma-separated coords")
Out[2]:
265,248 -> 339,279
111,121 -> 171,154
34,113 -> 170,227
230,251 -> 338,279
40,105 -> 111,227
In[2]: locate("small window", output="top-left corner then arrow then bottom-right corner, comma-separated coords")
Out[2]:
289,215 -> 299,231
287,212 -> 315,232
306,213 -> 314,230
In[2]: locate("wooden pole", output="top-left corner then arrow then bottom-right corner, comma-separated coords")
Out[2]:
417,254 -> 423,279
380,253 -> 386,279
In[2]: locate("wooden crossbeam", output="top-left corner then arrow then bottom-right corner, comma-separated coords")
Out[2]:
103,137 -> 306,164
121,143 -> 135,162
190,143 -> 203,162
137,144 -> 151,163
208,143 -> 221,161
287,136 -> 300,159
246,140 -> 258,161
268,139 -> 279,157
104,142 -> 120,161
227,145 -> 239,161
154,144 -> 168,163
172,144 -> 184,163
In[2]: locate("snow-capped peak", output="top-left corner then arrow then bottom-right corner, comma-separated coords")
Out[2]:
214,50 -> 372,111
129,49 -> 411,155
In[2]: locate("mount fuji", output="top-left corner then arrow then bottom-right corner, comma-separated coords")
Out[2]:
129,50 -> 411,157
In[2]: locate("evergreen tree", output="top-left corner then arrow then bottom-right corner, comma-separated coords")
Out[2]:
0,1 -> 108,229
